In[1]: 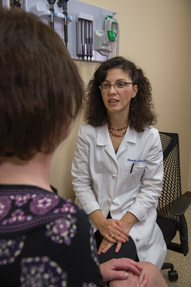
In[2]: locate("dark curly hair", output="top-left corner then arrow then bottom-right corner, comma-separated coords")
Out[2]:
84,56 -> 157,132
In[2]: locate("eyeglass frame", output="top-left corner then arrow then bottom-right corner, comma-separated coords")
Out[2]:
99,81 -> 135,91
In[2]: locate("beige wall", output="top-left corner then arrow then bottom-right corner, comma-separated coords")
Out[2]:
50,0 -> 191,198
50,61 -> 99,200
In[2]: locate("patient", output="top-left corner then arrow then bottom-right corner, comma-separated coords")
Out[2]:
0,7 -> 167,287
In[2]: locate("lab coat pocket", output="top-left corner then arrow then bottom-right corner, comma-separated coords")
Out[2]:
122,162 -> 145,190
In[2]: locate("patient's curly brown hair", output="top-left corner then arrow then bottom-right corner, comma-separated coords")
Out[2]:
84,56 -> 157,132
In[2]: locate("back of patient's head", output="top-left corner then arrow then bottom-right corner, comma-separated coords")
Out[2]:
0,8 -> 84,160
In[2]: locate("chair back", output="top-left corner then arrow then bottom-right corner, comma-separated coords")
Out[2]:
158,132 -> 181,228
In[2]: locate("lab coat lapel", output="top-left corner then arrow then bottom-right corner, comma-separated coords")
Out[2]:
97,125 -> 117,163
117,127 -> 137,156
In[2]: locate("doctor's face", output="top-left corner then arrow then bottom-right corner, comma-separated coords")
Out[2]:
100,68 -> 138,118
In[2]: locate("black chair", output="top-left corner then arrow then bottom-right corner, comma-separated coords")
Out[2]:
157,132 -> 191,281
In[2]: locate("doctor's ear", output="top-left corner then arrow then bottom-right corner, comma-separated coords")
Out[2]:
132,84 -> 138,98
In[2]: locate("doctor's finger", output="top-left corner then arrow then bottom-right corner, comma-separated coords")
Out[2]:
100,241 -> 114,254
112,224 -> 130,238
112,230 -> 129,242
98,238 -> 114,254
115,241 -> 122,253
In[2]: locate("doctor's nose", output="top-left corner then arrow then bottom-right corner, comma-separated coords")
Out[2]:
108,85 -> 117,94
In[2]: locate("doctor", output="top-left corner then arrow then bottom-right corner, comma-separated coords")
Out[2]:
72,56 -> 167,269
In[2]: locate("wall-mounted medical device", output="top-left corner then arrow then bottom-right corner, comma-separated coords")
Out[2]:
77,13 -> 93,61
94,15 -> 118,57
57,0 -> 69,47
23,0 -> 72,47
2,0 -> 119,62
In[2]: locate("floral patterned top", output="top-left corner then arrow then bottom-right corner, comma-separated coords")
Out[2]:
0,185 -> 103,287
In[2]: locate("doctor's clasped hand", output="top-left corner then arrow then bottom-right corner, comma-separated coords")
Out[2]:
97,211 -> 138,254
90,209 -> 129,252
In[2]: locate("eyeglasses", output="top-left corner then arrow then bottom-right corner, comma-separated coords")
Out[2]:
99,81 -> 134,91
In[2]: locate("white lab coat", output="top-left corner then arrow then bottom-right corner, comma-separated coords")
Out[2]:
72,124 -> 167,269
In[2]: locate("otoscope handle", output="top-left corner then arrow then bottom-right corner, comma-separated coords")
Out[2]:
57,0 -> 69,9
47,0 -> 56,29
57,0 -> 69,46
48,0 -> 56,4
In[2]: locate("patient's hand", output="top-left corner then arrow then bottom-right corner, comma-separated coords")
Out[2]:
109,272 -> 148,287
99,258 -> 143,282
